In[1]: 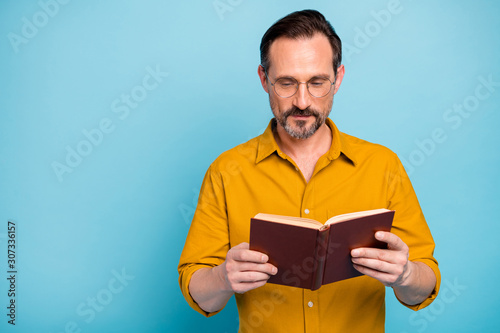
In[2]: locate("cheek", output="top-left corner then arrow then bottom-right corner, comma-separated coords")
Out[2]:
269,95 -> 292,114
318,96 -> 334,113
269,94 -> 280,112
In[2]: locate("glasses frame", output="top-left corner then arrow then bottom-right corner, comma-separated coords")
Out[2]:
263,68 -> 336,98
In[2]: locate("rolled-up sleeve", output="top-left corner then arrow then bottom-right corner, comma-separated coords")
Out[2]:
387,157 -> 441,311
178,165 -> 230,317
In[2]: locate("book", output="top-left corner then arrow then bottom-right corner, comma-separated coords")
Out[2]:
249,208 -> 394,290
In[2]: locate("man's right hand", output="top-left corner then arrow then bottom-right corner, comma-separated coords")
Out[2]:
189,242 -> 277,313
218,242 -> 278,294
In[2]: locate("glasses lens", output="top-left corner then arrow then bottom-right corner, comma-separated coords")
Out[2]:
271,76 -> 334,98
274,78 -> 298,98
308,78 -> 332,98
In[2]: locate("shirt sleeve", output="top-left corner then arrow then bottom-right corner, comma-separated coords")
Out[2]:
387,156 -> 441,311
177,165 -> 231,317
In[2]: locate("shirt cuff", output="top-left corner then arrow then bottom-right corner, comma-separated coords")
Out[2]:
179,264 -> 225,317
395,258 -> 441,311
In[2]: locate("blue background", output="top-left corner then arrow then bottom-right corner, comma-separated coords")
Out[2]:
0,0 -> 499,332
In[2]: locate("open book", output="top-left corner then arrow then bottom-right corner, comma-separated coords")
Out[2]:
249,208 -> 394,290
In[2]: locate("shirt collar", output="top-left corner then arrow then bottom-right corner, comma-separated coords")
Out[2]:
255,118 -> 357,166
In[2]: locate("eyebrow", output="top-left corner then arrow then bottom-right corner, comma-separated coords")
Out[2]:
275,73 -> 332,81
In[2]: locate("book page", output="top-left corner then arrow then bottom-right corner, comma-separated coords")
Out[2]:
253,213 -> 323,229
325,208 -> 391,225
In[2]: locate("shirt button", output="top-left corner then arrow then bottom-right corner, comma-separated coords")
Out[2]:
308,301 -> 313,307
304,209 -> 310,214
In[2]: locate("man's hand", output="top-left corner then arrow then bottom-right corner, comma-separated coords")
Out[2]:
189,242 -> 277,313
219,242 -> 277,294
351,231 -> 436,305
350,231 -> 412,287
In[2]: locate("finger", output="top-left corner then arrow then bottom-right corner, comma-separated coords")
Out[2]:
375,232 -> 407,252
351,257 -> 400,275
232,242 -> 250,250
352,263 -> 397,286
231,279 -> 269,294
230,247 -> 270,264
237,262 -> 278,276
351,247 -> 395,262
227,270 -> 272,293
233,270 -> 274,284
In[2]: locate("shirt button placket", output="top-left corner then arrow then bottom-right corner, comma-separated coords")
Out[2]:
304,289 -> 320,333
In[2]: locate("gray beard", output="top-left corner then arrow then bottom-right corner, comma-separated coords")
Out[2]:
276,106 -> 330,139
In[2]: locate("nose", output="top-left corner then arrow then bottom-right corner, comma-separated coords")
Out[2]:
292,82 -> 312,110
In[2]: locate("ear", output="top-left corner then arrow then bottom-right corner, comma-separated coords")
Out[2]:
332,64 -> 345,95
258,65 -> 270,93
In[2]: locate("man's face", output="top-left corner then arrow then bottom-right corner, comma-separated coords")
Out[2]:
258,34 -> 344,139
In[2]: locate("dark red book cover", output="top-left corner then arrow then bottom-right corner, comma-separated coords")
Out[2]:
322,211 -> 394,285
249,210 -> 394,290
249,219 -> 321,289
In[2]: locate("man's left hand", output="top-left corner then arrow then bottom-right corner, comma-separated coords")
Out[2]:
351,231 -> 413,287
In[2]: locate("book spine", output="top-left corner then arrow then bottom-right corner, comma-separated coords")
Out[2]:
310,226 -> 330,291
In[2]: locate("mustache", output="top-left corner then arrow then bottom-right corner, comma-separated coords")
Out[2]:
283,107 -> 320,118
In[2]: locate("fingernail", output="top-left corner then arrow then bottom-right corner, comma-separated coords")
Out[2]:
375,231 -> 383,239
272,267 -> 277,274
351,249 -> 359,256
262,255 -> 268,262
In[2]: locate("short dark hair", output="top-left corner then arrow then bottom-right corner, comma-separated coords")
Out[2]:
260,9 -> 342,76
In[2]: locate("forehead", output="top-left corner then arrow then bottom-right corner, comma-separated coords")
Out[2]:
267,34 -> 334,79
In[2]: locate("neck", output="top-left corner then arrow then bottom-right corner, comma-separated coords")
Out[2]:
273,121 -> 332,160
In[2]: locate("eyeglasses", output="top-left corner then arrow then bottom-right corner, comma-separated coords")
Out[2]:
264,69 -> 335,98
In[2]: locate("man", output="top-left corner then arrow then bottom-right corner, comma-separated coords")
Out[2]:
178,9 -> 440,332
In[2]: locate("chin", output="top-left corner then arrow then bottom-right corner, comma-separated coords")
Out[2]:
284,126 -> 317,140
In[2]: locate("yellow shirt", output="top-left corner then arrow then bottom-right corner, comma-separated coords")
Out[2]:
178,118 -> 440,333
